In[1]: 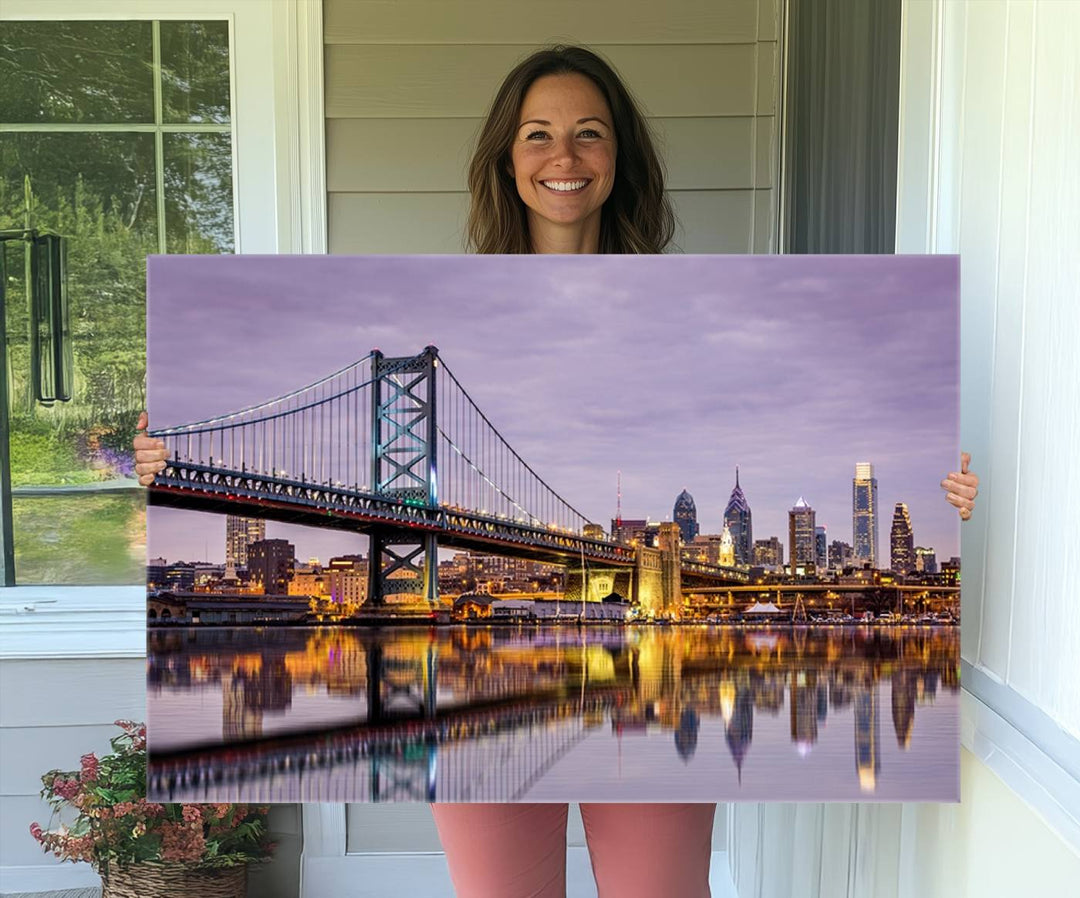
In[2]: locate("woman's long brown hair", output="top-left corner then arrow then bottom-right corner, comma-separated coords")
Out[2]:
466,46 -> 676,255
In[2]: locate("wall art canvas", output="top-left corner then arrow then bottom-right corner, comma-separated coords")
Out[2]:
146,254 -> 960,804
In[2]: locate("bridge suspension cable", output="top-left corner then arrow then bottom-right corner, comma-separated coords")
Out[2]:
436,360 -> 593,534
151,348 -> 595,538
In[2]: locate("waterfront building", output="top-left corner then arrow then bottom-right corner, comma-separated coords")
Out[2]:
719,523 -> 736,567
852,462 -> 879,568
673,489 -> 699,543
941,558 -> 961,586
788,498 -> 817,574
915,546 -> 938,574
890,503 -> 915,574
162,561 -> 195,592
147,557 -> 168,590
752,537 -> 784,569
225,515 -> 265,576
723,468 -> 753,565
248,538 -> 295,594
325,555 -> 369,606
815,525 -> 828,572
288,571 -> 327,598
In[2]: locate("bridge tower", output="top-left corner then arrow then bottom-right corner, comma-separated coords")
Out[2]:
368,346 -> 440,607
658,522 -> 683,617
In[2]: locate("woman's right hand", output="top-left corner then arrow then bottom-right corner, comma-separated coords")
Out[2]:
134,411 -> 168,486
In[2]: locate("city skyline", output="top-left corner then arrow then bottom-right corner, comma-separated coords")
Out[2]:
147,255 -> 959,565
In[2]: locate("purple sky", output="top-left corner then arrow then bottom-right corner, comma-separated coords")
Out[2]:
147,254 -> 959,565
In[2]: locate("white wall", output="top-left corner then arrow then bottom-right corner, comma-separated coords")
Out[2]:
730,1 -> 1080,894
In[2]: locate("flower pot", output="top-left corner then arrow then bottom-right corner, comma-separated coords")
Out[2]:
101,862 -> 247,898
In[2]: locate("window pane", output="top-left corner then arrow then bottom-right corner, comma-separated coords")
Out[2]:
2,132 -> 155,584
0,21 -> 154,124
12,493 -> 145,585
160,20 -> 232,124
164,133 -> 235,253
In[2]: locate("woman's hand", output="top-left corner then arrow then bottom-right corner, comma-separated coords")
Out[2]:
941,451 -> 979,521
134,411 -> 168,486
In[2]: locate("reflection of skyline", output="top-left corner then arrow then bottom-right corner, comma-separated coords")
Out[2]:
147,625 -> 959,802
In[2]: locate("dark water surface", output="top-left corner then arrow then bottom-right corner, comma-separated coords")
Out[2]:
147,624 -> 959,803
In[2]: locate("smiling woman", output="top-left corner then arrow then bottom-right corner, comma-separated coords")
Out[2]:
466,45 -> 674,255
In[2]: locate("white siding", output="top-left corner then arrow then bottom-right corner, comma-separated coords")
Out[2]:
324,0 -> 782,254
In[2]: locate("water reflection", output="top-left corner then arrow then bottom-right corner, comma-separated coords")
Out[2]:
147,625 -> 958,803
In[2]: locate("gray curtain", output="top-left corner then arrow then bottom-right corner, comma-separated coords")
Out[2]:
783,0 -> 901,253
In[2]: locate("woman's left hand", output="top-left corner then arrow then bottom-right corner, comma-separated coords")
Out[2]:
942,451 -> 979,521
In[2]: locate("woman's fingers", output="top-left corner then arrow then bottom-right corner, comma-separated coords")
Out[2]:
942,449 -> 979,521
940,473 -> 978,500
133,410 -> 166,486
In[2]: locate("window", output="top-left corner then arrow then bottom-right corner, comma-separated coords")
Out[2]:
1,18 -> 234,584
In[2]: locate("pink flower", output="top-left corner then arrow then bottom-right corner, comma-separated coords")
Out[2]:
80,753 -> 99,782
29,822 -> 43,842
52,778 -> 80,801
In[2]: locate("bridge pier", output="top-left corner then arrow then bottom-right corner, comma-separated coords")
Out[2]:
564,565 -> 631,604
367,529 -> 438,607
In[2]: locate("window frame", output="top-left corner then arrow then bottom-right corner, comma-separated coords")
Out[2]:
0,0 -> 325,650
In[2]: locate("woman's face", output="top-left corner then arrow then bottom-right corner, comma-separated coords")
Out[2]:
509,73 -> 617,241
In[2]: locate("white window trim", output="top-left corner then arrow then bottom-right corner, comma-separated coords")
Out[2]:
0,0 -> 325,655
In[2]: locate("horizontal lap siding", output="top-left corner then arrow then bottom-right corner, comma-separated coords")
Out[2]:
325,0 -> 780,255
0,658 -> 144,868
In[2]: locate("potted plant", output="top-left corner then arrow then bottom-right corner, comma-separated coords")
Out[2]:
30,720 -> 274,897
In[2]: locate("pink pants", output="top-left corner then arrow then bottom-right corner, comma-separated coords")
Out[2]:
431,803 -> 717,898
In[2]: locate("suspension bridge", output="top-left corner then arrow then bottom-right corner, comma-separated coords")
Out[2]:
149,346 -> 746,612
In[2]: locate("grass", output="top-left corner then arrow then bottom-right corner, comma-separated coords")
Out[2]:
12,492 -> 145,585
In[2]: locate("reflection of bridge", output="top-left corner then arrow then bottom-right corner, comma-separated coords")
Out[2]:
150,347 -> 746,613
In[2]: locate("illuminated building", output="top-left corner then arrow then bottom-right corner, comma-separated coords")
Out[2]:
673,489 -> 699,543
852,462 -> 879,568
723,468 -> 753,565
829,539 -> 853,571
225,515 -> 265,575
247,538 -> 295,594
890,502 -> 915,574
788,497 -> 817,574
815,525 -> 828,572
915,546 -> 937,573
719,523 -> 736,567
752,537 -> 783,568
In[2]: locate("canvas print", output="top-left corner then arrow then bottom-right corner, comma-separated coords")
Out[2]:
145,254 -> 959,803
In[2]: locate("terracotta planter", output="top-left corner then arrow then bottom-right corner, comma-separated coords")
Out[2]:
100,862 -> 247,898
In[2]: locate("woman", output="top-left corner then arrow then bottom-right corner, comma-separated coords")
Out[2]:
135,46 -> 979,898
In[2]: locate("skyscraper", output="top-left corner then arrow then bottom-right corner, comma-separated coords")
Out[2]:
788,497 -> 817,573
890,503 -> 915,574
672,489 -> 699,543
723,467 -> 753,565
225,515 -> 265,574
815,525 -> 828,572
852,462 -> 879,568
